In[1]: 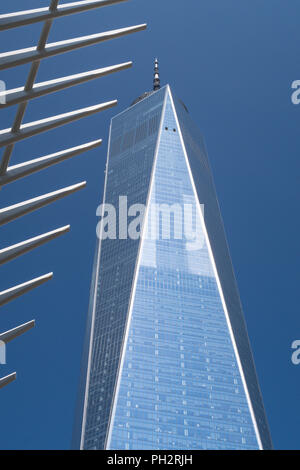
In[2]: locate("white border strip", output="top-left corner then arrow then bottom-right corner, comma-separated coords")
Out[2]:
168,86 -> 263,450
105,88 -> 168,449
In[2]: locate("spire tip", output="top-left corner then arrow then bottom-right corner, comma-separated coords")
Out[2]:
153,57 -> 160,91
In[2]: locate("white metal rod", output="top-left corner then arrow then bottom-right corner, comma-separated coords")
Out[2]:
0,320 -> 35,344
0,373 -> 16,389
0,273 -> 53,308
0,182 -> 86,226
0,140 -> 102,186
0,24 -> 146,70
0,226 -> 70,265
0,101 -> 117,148
0,0 -> 128,31
0,62 -> 132,108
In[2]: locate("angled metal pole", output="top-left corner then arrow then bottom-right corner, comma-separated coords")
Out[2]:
0,373 -> 16,389
0,320 -> 35,343
0,182 -> 86,226
0,25 -> 147,71
0,140 -> 102,186
0,226 -> 70,265
0,273 -> 53,308
0,101 -> 117,148
0,0 -> 129,31
0,62 -> 132,108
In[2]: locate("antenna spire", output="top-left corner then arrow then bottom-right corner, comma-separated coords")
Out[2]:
153,58 -> 160,91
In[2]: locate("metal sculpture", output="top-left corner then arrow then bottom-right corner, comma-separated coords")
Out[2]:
0,0 -> 146,388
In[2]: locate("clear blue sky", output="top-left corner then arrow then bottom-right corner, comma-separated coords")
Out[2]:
0,0 -> 299,450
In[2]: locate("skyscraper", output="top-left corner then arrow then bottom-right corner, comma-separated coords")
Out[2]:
73,61 -> 272,450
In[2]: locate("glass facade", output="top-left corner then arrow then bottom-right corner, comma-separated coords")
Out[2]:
73,85 -> 272,450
